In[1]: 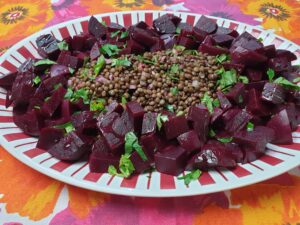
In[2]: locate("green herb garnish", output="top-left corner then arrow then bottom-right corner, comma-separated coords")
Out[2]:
217,137 -> 233,143
267,68 -> 275,82
212,98 -> 220,108
33,59 -> 57,67
108,154 -> 135,178
215,54 -> 229,63
167,64 -> 181,81
136,55 -> 155,65
156,113 -> 169,130
176,111 -> 184,116
176,27 -> 181,34
57,40 -> 69,51
100,20 -> 107,26
120,31 -> 129,39
65,88 -> 89,104
238,76 -> 249,84
170,87 -> 178,96
121,95 -> 127,105
173,45 -> 186,51
100,44 -> 120,57
217,69 -> 237,91
34,105 -> 41,110
69,67 -> 75,74
54,83 -> 62,90
33,76 -> 41,86
111,57 -> 131,67
183,50 -> 199,55
258,37 -> 263,42
247,122 -> 254,132
64,88 -> 73,99
208,129 -> 216,137
125,132 -> 148,161
110,30 -> 120,38
90,98 -> 106,111
177,169 -> 202,185
165,104 -> 174,112
201,92 -> 214,113
273,77 -> 300,91
44,97 -> 50,102
293,77 -> 300,83
54,121 -> 75,133
94,55 -> 106,75
216,67 -> 225,75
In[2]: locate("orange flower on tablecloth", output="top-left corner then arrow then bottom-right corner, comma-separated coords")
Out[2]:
0,0 -> 53,48
228,0 -> 300,44
81,0 -> 162,15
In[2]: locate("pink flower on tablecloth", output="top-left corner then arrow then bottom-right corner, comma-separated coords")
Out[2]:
167,0 -> 260,25
47,0 -> 88,26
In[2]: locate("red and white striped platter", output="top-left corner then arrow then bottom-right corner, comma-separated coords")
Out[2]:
0,11 -> 300,197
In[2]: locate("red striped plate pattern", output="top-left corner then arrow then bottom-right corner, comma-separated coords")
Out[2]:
0,11 -> 299,197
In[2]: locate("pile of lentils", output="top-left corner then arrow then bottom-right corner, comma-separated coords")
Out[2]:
69,48 -> 222,113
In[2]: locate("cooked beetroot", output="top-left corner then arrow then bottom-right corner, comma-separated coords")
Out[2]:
126,101 -> 145,134
230,32 -> 263,51
37,127 -> 65,150
276,102 -> 298,131
186,141 -> 236,170
177,22 -> 193,32
177,36 -> 199,50
141,112 -> 157,135
11,72 -> 36,105
130,151 -> 151,174
140,133 -> 160,162
211,107 -> 224,123
262,45 -> 276,58
107,22 -> 124,32
102,132 -> 124,155
48,131 -> 90,161
223,62 -> 245,74
216,27 -> 239,37
225,82 -> 245,104
153,14 -> 181,34
246,68 -> 263,82
231,46 -> 268,67
163,115 -> 189,140
187,105 -> 210,143
267,109 -> 293,144
98,112 -> 119,134
45,99 -> 73,127
112,111 -> 134,137
194,16 -> 217,34
222,109 -> 253,134
126,39 -> 145,55
268,55 -> 291,74
88,16 -> 107,39
18,59 -> 35,73
50,64 -> 70,77
70,34 -> 86,51
131,27 -> 157,48
43,74 -> 67,93
234,126 -> 275,162
212,34 -> 234,48
36,34 -> 60,60
246,81 -> 267,92
276,49 -> 297,62
36,34 -> 55,49
0,71 -> 17,91
246,88 -> 272,116
71,111 -> 97,135
160,34 -> 176,49
198,43 -> 229,56
262,83 -> 286,104
57,51 -> 83,69
90,42 -> 101,60
154,145 -> 187,176
177,130 -> 202,154
41,86 -> 66,118
105,101 -> 124,115
217,91 -> 232,110
150,38 -> 165,52
224,142 -> 243,163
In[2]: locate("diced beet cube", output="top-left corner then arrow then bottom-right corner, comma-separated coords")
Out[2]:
71,111 -> 97,135
41,86 -> 66,118
246,81 -> 267,92
222,109 -> 253,134
177,36 -> 199,50
276,49 -> 297,62
225,82 -> 245,104
49,64 -> 70,78
48,131 -> 90,161
198,44 -> 229,56
262,45 -> 276,58
88,16 -> 107,39
231,46 -> 268,67
153,14 -> 181,34
261,83 -> 286,104
141,112 -> 157,135
134,21 -> 149,29
267,109 -> 293,144
223,62 -> 245,74
150,38 -> 165,52
177,22 -> 193,32
187,105 -> 210,144
98,112 -> 119,134
140,133 -> 161,162
112,111 -> 134,137
89,137 -> 119,173
186,141 -> 236,170
246,68 -> 263,82
126,39 -> 145,55
36,34 -> 60,60
268,56 -> 291,74
43,74 -> 67,93
102,132 -> 124,155
211,107 -> 224,123
234,126 -> 275,163
70,34 -> 86,51
11,72 -> 36,105
130,151 -> 151,174
177,130 -> 202,155
105,101 -> 124,115
246,88 -> 272,116
230,32 -> 263,51
131,27 -> 157,48
217,91 -> 232,110
0,71 -> 17,91
90,42 -> 101,60
107,22 -> 124,32
57,51 -> 83,69
163,115 -> 189,140
37,127 -> 65,150
154,145 -> 187,176
160,34 -> 176,49
276,102 -> 298,131
194,16 -> 217,34
126,101 -> 145,134
212,34 -> 234,48
216,27 -> 239,37
224,142 -> 243,163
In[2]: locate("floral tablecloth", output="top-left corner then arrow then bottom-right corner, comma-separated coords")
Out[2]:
0,1 -> 300,224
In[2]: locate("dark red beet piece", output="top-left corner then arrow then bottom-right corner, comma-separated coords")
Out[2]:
268,55 -> 292,74
11,72 -> 36,105
177,36 -> 199,50
18,58 -> 35,73
230,32 -> 263,51
222,109 -> 253,134
131,27 -> 157,48
246,88 -> 272,116
71,111 -> 97,135
130,151 -> 151,174
223,62 -> 245,74
160,34 -> 176,49
105,101 -> 124,115
231,46 -> 268,67
0,71 -> 17,91
217,91 -> 232,110
88,16 -> 107,39
177,22 -> 193,32
163,115 -> 189,140
57,51 -> 83,69
107,22 -> 124,32
246,68 -> 263,82
90,42 -> 101,60
112,111 -> 134,137
154,145 -> 187,176
246,81 -> 267,92
36,34 -> 60,60
98,112 -> 119,134
261,83 -> 286,104
177,130 -> 203,155
153,14 -> 180,34
50,64 -> 70,77
224,142 -> 243,163
102,132 -> 124,155
89,137 -> 120,173
194,16 -> 217,34
234,126 -> 275,163
211,107 -> 224,124
70,34 -> 86,51
150,38 -> 165,52
141,112 -> 157,136
225,82 -> 245,104
212,34 -> 234,48
267,109 -> 293,144
216,27 -> 239,37
262,45 -> 276,58
43,74 -> 67,93
126,101 -> 145,134
48,131 -> 90,161
126,39 -> 145,55
198,43 -> 229,56
276,49 -> 297,62
41,86 -> 66,118
37,127 -> 65,150
276,102 -> 298,131
140,133 -> 160,162
187,105 -> 210,144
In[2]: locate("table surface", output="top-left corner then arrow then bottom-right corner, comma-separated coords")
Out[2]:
1,1 -> 300,225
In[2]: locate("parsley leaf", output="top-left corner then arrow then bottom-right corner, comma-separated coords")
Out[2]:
267,68 -> 275,82
177,169 -> 202,185
57,40 -> 69,51
54,121 -> 75,133
33,76 -> 41,85
215,54 -> 229,63
156,113 -> 169,130
293,77 -> 300,83
121,95 -> 127,105
64,88 -> 73,99
176,111 -> 184,116
173,45 -> 186,51
94,55 -> 106,75
176,27 -> 181,34
69,67 -> 75,74
136,55 -> 155,65
108,154 -> 135,178
167,64 -> 181,81
201,92 -> 214,113
217,69 -> 237,91
110,30 -> 120,38
111,57 -> 131,67
208,129 -> 216,137
125,132 -> 147,161
212,98 -> 220,108
258,37 -> 263,42
183,50 -> 199,55
165,104 -> 174,112
100,44 -> 120,57
90,98 -> 106,111
217,137 -> 233,143
273,77 -> 300,91
34,105 -> 41,110
120,31 -> 129,39
170,87 -> 178,96
54,83 -> 62,90
34,59 -> 57,67
65,88 -> 89,104
100,20 -> 107,26
238,75 -> 249,84
247,122 -> 254,132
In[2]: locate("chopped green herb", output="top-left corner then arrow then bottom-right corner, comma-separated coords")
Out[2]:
33,76 -> 41,86
100,20 -> 107,26
267,68 -> 275,82
216,67 -> 225,75
217,137 -> 233,143
64,88 -> 73,99
170,87 -> 178,96
156,113 -> 169,130
217,69 -> 237,91
293,77 -> 300,83
108,154 -> 135,178
94,55 -> 106,75
111,57 -> 131,67
125,132 -> 148,161
65,88 -> 89,104
215,54 -> 229,63
54,83 -> 62,90
209,129 -> 216,137
273,77 -> 300,91
173,45 -> 186,51
33,59 -> 57,67
165,104 -> 174,112
201,92 -> 214,113
238,75 -> 249,84
176,111 -> 184,116
100,44 -> 120,57
44,97 -> 50,102
83,56 -> 90,66
176,27 -> 181,34
90,98 -> 106,111
247,122 -> 254,132
57,40 -> 69,51
110,30 -> 120,38
34,105 -> 41,110
183,49 -> 199,55
167,64 -> 181,81
121,95 -> 127,105
120,31 -> 129,39
177,169 -> 202,185
69,67 -> 75,74
258,37 -> 263,42
54,121 -> 75,133
136,55 -> 155,65
238,95 -> 243,103
212,98 -> 220,108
